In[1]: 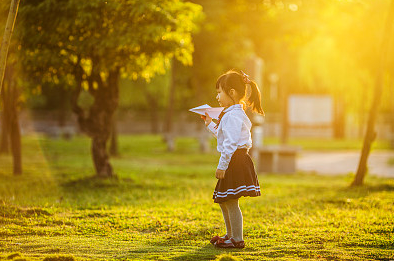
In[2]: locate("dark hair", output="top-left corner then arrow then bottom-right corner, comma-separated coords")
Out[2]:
216,69 -> 264,115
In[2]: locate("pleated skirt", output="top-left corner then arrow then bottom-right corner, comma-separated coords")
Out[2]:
213,148 -> 261,203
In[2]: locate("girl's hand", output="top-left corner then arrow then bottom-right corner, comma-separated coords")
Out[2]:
201,112 -> 212,126
215,169 -> 226,179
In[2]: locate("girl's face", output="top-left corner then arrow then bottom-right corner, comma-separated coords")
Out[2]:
216,85 -> 235,107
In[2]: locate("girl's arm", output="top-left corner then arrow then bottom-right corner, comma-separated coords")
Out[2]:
206,122 -> 218,138
202,113 -> 218,138
217,115 -> 243,171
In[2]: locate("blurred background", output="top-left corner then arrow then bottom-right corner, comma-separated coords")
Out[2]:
2,2 -> 394,259
1,0 -> 394,178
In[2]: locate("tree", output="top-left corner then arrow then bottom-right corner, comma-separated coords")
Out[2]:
1,61 -> 22,174
189,0 -> 252,107
0,0 -> 20,94
0,0 -> 23,176
351,0 -> 394,186
18,0 -> 202,178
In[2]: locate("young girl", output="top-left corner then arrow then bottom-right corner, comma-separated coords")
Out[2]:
201,69 -> 264,248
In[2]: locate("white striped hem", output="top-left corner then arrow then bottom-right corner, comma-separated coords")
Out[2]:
213,185 -> 260,198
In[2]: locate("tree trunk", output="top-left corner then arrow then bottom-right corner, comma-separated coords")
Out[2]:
334,95 -> 345,139
9,67 -> 21,175
71,57 -> 119,178
109,112 -> 118,156
0,84 -> 10,154
89,69 -> 119,178
352,0 -> 394,186
92,136 -> 113,177
88,83 -> 117,177
390,76 -> 394,149
144,90 -> 159,134
58,86 -> 67,127
9,104 -> 22,175
358,83 -> 367,138
164,60 -> 177,134
0,0 -> 20,94
1,63 -> 22,174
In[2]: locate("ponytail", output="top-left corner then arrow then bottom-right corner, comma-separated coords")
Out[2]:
248,80 -> 265,116
216,69 -> 265,116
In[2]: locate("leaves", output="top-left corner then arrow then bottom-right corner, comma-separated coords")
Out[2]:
16,0 -> 202,88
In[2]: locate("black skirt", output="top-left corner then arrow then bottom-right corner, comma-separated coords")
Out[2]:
213,148 -> 261,203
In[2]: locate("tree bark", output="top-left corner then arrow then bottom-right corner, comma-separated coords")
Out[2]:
109,111 -> 118,156
58,86 -> 67,128
352,0 -> 394,186
144,90 -> 159,134
9,101 -> 22,175
71,57 -> 119,178
390,76 -> 394,149
0,84 -> 10,154
92,135 -> 113,177
0,0 -> 20,94
164,59 -> 177,134
1,63 -> 22,174
334,95 -> 345,139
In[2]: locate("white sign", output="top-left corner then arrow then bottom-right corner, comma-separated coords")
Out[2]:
288,95 -> 333,126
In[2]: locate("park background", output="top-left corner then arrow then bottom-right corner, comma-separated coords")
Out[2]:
1,0 -> 394,260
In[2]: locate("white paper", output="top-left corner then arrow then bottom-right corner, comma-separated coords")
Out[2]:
189,104 -> 224,120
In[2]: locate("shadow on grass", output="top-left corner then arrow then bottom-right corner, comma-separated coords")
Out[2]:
336,183 -> 394,197
0,204 -> 52,218
169,244 -> 225,261
61,175 -> 129,189
57,175 -> 180,208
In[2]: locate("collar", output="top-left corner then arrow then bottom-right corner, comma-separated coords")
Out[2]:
224,103 -> 242,112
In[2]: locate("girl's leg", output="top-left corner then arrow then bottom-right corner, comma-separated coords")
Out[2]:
219,202 -> 232,238
225,198 -> 243,242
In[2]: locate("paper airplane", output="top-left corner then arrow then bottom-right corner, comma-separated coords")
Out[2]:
189,104 -> 224,120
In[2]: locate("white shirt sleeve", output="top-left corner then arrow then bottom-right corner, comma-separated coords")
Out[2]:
217,115 -> 243,171
206,121 -> 218,138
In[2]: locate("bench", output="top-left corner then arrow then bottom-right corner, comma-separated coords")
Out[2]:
253,145 -> 299,173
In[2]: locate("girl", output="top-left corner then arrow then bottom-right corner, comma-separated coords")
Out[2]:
201,69 -> 264,248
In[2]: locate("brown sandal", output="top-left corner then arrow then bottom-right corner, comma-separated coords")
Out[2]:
210,234 -> 229,245
214,237 -> 245,249
230,238 -> 245,248
214,237 -> 234,248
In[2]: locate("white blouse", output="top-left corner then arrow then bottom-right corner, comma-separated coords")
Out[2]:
206,104 -> 252,170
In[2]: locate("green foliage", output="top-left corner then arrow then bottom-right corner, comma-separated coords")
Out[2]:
190,0 -> 394,115
0,135 -> 393,260
118,74 -> 170,111
16,0 -> 202,89
3,0 -> 394,116
188,0 -> 253,106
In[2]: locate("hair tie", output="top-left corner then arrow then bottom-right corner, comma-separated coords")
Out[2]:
240,70 -> 251,84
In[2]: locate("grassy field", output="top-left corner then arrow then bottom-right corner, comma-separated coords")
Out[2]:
0,134 -> 393,261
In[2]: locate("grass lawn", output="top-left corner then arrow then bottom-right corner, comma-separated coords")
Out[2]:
0,134 -> 393,261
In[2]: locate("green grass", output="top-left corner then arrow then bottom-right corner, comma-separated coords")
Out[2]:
0,134 -> 393,260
